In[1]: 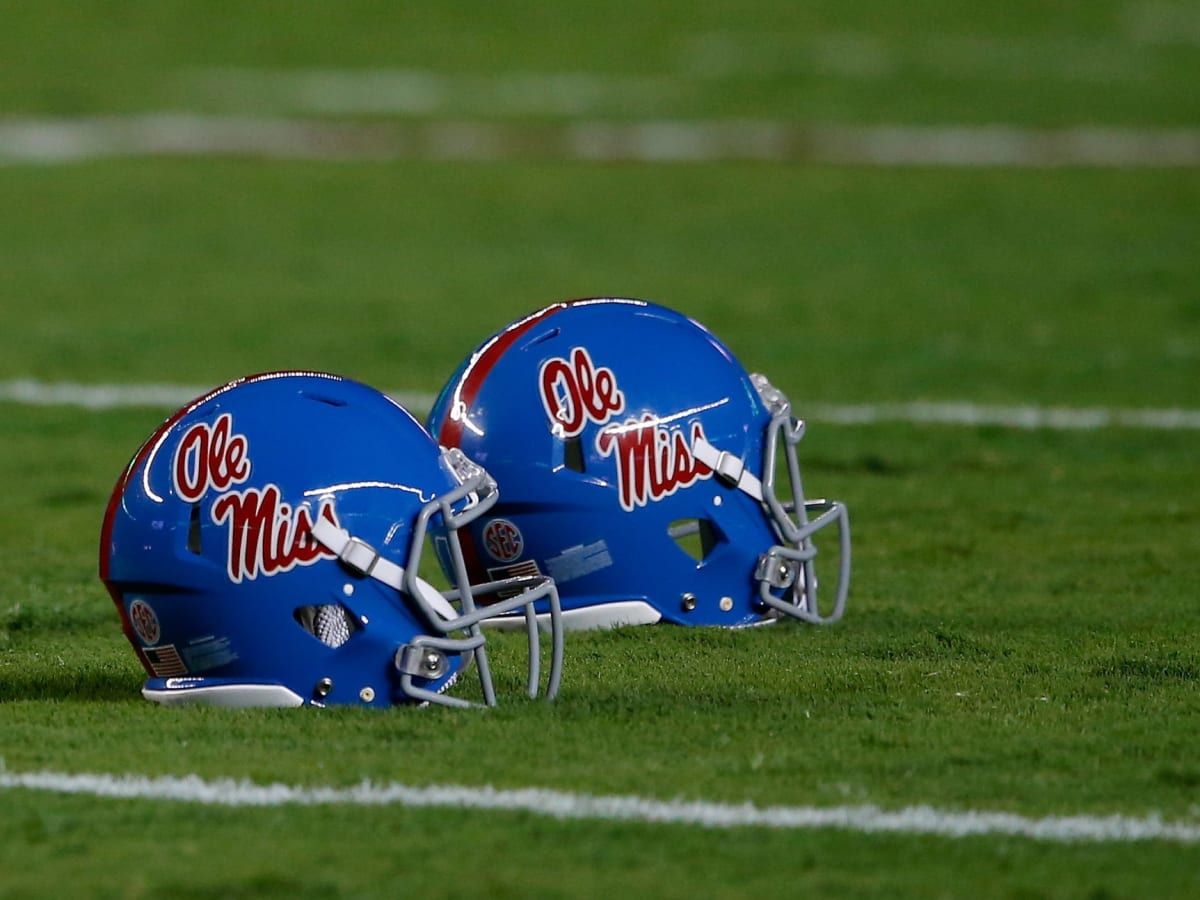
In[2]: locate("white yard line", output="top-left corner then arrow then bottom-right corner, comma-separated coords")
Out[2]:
199,49 -> 1192,106
194,68 -> 688,117
1,769 -> 1196,844
0,378 -> 435,416
3,378 -> 1198,431
0,378 -> 216,410
1,115 -> 1197,167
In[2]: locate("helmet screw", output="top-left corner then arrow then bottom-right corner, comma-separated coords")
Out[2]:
680,593 -> 697,612
719,596 -> 734,612
359,686 -> 376,703
424,650 -> 442,673
314,677 -> 333,699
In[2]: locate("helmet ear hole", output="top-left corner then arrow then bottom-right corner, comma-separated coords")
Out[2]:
668,518 -> 723,563
294,604 -> 359,648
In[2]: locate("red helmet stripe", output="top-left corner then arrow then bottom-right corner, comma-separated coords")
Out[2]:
99,400 -> 204,582
436,303 -> 567,448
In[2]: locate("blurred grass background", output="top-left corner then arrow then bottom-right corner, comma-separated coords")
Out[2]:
1,2 -> 1198,897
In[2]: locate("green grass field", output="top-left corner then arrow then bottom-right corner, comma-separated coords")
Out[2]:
2,2 -> 1199,897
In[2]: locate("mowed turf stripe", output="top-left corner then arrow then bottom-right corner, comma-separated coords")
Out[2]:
3,378 -> 1200,431
2,770 -> 1198,844
1,116 -> 1198,167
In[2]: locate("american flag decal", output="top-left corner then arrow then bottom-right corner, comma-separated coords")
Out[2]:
143,644 -> 188,677
486,560 -> 544,600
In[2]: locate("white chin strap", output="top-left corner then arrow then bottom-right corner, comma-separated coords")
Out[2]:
309,517 -> 459,622
691,437 -> 763,501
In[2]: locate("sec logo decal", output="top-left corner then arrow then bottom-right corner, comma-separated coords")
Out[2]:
483,519 -> 524,562
128,598 -> 161,646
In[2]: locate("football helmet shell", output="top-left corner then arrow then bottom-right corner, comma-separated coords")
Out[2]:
428,298 -> 850,629
100,371 -> 564,707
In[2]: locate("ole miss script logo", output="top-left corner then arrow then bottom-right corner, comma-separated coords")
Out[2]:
172,412 -> 338,583
538,346 -> 714,511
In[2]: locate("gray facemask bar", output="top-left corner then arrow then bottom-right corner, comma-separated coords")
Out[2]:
314,448 -> 564,708
407,449 -> 564,707
752,374 -> 851,624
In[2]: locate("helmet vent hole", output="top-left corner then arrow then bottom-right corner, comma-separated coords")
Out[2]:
186,502 -> 203,555
300,391 -> 348,407
563,437 -> 585,473
668,518 -> 722,563
295,604 -> 359,648
524,327 -> 561,348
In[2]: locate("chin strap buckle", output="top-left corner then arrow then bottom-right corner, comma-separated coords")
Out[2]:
691,437 -> 764,501
338,536 -> 381,578
308,516 -> 461,623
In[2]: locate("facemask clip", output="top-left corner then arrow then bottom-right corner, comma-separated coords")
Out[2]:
755,552 -> 799,590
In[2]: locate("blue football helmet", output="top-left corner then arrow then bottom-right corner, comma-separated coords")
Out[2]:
100,371 -> 563,708
428,298 -> 850,629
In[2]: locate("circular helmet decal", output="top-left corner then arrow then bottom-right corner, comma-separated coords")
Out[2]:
483,518 -> 524,562
128,598 -> 161,646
